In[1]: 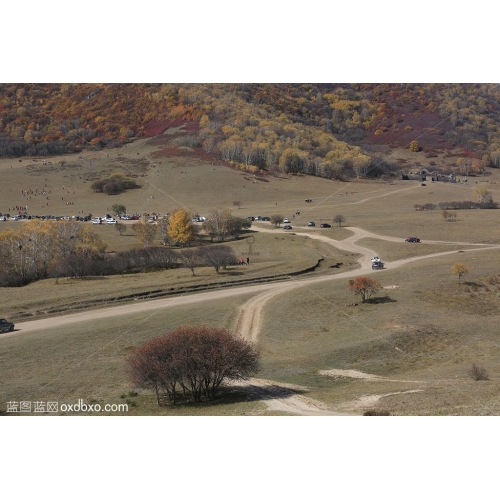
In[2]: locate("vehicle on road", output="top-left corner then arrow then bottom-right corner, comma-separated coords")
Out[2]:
283,225 -> 293,230
283,218 -> 291,223
0,318 -> 14,333
307,221 -> 315,227
106,219 -> 118,224
405,237 -> 420,243
92,218 -> 102,224
320,223 -> 331,228
371,256 -> 384,270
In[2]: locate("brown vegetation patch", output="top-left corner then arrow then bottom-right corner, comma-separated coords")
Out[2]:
143,120 -> 177,137
150,147 -> 190,158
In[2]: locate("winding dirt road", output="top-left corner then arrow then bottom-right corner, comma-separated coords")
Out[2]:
4,224 -> 499,415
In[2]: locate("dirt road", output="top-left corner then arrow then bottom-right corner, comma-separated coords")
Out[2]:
5,225 -> 499,415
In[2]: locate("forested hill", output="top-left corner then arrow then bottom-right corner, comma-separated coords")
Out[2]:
2,83 -> 500,179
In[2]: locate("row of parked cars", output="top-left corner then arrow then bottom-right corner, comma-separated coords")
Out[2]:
1,213 -> 93,222
283,221 -> 332,230
246,216 -> 270,221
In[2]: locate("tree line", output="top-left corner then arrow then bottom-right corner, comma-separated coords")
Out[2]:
0,206 -> 251,286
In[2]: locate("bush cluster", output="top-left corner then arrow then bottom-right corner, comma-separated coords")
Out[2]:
91,173 -> 140,195
127,326 -> 260,404
414,200 -> 499,211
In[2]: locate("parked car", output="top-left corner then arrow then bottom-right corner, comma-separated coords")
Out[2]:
307,221 -> 315,227
405,237 -> 420,243
320,223 -> 331,228
120,214 -> 131,220
0,318 -> 14,333
261,216 -> 270,221
246,216 -> 255,221
92,218 -> 102,224
254,216 -> 262,220
106,219 -> 118,224
283,218 -> 291,223
130,215 -> 141,220
283,225 -> 293,230
372,261 -> 384,270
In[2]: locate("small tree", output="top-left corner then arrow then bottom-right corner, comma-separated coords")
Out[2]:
451,263 -> 468,282
270,214 -> 284,227
233,200 -> 242,209
133,221 -> 158,248
114,222 -> 127,236
409,140 -> 420,152
348,276 -> 382,303
469,363 -> 489,381
442,210 -> 456,222
179,248 -> 200,276
472,186 -> 491,203
333,214 -> 346,227
111,204 -> 127,217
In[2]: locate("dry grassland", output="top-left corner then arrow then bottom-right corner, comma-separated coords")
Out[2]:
3,136 -> 500,415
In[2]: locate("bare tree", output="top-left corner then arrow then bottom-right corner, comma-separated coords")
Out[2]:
233,200 -> 242,209
199,245 -> 237,273
115,222 -> 127,236
179,248 -> 200,276
270,214 -> 284,227
333,214 -> 346,227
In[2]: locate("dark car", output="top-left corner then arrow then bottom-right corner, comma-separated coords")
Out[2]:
405,237 -> 421,243
320,223 -> 331,228
283,225 -> 293,230
261,216 -> 270,221
372,261 -> 384,270
0,318 -> 14,333
307,221 -> 315,227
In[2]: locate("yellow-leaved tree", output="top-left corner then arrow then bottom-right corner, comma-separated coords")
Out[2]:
167,208 -> 196,247
451,263 -> 468,283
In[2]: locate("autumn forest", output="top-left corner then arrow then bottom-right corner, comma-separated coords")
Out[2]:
2,83 -> 500,180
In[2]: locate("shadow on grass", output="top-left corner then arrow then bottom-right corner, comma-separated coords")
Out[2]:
223,383 -> 308,403
159,384 -> 308,409
365,296 -> 397,304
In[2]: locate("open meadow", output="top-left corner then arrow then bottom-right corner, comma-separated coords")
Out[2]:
2,131 -> 500,416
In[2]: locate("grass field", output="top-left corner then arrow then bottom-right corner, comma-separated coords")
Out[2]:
3,132 -> 500,415
257,248 -> 500,415
0,293 -> 276,415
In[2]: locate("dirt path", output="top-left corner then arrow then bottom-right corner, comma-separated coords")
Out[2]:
5,224 -> 500,415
